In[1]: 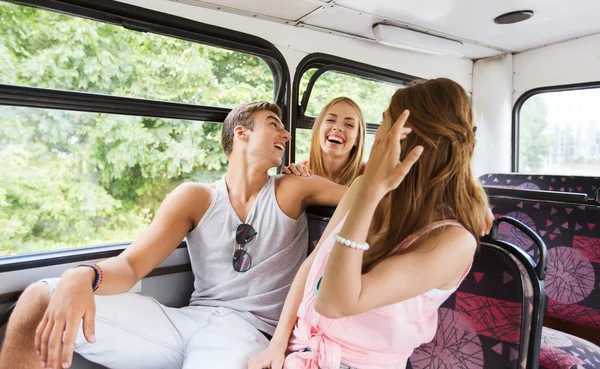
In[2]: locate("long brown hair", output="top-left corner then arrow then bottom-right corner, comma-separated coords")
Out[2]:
363,78 -> 488,273
307,97 -> 366,186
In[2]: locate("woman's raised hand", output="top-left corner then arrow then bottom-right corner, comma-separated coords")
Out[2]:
362,110 -> 423,198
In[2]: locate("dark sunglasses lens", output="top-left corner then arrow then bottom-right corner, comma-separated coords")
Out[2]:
233,249 -> 252,272
236,224 -> 256,245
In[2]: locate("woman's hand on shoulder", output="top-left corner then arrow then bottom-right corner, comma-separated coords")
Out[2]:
282,163 -> 312,177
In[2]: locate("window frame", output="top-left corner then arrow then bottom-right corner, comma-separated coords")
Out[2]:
0,0 -> 290,270
2,0 -> 290,119
512,81 -> 600,172
290,53 -> 418,163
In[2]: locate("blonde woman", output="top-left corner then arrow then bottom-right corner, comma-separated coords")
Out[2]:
284,97 -> 366,186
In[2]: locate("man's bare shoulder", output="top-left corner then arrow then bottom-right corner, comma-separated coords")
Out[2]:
173,181 -> 216,196
275,173 -> 312,194
274,173 -> 346,208
166,182 -> 216,211
275,172 -> 320,186
166,182 -> 217,226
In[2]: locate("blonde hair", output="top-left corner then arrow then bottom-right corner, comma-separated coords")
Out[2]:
363,78 -> 488,273
307,97 -> 366,186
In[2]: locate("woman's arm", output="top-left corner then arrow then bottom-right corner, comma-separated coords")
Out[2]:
248,177 -> 361,369
314,110 -> 474,318
315,193 -> 475,318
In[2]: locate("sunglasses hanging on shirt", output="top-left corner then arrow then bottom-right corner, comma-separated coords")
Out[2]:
232,223 -> 257,272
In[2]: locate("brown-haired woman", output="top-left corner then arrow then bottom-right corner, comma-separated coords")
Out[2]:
250,78 -> 492,369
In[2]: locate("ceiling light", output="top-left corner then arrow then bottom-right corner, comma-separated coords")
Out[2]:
494,10 -> 534,25
372,23 -> 464,58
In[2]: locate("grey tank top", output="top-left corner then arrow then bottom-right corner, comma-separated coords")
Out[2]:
186,176 -> 308,335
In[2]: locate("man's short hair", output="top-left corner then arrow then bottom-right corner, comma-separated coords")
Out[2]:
221,101 -> 282,156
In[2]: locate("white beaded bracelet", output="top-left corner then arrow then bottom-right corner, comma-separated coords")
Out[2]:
333,233 -> 370,251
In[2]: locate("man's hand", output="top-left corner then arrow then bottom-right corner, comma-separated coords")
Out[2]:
35,268 -> 97,369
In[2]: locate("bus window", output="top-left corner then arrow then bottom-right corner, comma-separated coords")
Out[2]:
0,105 -> 226,257
0,1 -> 279,258
303,70 -> 399,123
0,1 -> 274,107
517,87 -> 600,175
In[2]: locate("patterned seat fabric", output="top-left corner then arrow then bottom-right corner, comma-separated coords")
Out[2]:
489,195 -> 600,367
539,327 -> 600,369
407,240 -> 541,369
479,174 -> 600,201
306,210 -> 544,369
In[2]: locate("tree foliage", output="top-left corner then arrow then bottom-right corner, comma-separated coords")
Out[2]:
519,96 -> 553,172
0,2 -> 274,256
0,1 -> 397,256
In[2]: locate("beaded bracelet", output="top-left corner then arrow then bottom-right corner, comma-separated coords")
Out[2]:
77,263 -> 104,292
333,233 -> 370,251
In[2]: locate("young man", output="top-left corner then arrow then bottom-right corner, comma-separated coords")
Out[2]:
0,102 -> 347,369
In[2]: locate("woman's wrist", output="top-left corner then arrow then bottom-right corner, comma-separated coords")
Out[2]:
268,335 -> 289,352
355,182 -> 386,204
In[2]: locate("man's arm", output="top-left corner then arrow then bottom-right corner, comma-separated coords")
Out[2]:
304,174 -> 348,207
275,175 -> 347,219
89,182 -> 211,294
288,174 -> 348,208
36,182 -> 213,369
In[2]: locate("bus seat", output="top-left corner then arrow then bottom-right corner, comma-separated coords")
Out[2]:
306,211 -> 546,369
480,173 -> 600,202
307,207 -> 334,255
489,192 -> 600,367
539,327 -> 600,369
407,216 -> 546,369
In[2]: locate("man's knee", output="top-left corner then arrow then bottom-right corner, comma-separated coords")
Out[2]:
8,281 -> 50,332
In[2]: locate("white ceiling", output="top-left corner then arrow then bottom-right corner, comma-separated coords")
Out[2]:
172,0 -> 600,59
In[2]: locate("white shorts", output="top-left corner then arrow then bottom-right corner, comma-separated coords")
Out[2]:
43,278 -> 269,369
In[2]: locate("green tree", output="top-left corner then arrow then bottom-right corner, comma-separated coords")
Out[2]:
0,1 -> 397,256
304,70 -> 399,122
0,1 -> 272,255
519,96 -> 554,172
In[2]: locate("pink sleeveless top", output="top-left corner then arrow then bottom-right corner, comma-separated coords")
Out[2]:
285,217 -> 472,369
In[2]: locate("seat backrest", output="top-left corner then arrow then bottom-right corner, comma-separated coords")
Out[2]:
489,194 -> 600,335
479,173 -> 600,201
407,233 -> 545,369
306,210 -> 546,369
306,206 -> 336,255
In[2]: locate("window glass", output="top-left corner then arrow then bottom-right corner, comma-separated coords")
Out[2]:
0,1 -> 274,107
295,128 -> 312,163
304,70 -> 401,123
0,105 -> 226,257
518,88 -> 600,175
